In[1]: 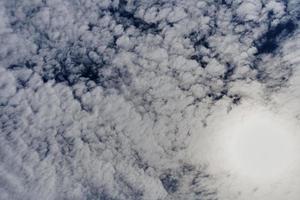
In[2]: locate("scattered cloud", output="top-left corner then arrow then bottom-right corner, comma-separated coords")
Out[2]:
0,0 -> 299,199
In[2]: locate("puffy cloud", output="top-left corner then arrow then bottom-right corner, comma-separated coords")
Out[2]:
236,0 -> 262,21
0,0 -> 299,199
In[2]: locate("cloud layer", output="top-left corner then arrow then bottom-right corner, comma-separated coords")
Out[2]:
0,0 -> 299,199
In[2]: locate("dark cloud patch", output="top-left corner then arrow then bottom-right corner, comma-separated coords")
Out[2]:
223,62 -> 236,81
32,46 -> 131,89
109,0 -> 160,33
160,173 -> 179,193
255,19 -> 297,55
229,94 -> 241,104
113,10 -> 160,33
190,54 -> 208,68
188,32 -> 210,68
188,31 -> 210,49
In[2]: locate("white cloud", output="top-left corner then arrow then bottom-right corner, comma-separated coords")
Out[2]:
0,0 -> 299,199
236,0 -> 262,21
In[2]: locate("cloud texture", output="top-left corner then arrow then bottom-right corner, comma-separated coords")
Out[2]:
0,0 -> 299,199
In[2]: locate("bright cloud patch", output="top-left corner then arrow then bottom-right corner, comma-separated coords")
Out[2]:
189,102 -> 300,199
224,108 -> 298,182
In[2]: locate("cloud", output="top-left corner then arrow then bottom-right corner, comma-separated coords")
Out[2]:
0,0 -> 299,199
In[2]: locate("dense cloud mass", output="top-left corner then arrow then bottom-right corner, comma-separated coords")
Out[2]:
0,0 -> 299,199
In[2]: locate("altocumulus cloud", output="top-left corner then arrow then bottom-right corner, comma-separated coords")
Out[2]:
0,0 -> 300,199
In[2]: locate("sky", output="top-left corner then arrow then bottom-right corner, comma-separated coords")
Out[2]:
0,0 -> 300,199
